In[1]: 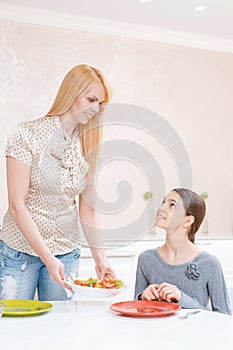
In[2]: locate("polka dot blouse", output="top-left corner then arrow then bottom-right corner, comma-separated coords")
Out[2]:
0,116 -> 89,256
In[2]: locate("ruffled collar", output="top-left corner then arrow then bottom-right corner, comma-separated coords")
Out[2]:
51,116 -> 81,166
50,116 -> 89,192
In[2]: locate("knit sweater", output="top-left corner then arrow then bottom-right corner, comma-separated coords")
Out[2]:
134,248 -> 231,315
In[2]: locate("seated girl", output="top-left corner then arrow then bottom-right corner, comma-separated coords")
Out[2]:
134,188 -> 231,315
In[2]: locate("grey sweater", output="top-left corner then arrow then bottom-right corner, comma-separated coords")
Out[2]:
134,248 -> 231,315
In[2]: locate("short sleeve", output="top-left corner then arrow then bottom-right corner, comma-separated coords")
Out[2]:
5,122 -> 32,165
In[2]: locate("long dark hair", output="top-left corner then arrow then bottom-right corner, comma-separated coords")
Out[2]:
172,188 -> 206,243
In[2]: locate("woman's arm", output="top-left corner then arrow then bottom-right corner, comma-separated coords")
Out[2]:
6,157 -> 70,289
79,184 -> 115,280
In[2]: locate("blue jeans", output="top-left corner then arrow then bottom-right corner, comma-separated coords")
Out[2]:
0,240 -> 80,301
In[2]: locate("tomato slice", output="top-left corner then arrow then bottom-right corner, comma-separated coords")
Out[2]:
101,279 -> 116,289
74,280 -> 81,285
74,280 -> 88,286
81,282 -> 88,286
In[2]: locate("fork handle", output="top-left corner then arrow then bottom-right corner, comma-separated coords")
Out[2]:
189,310 -> 200,315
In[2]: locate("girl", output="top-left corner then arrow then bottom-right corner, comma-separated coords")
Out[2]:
134,188 -> 231,315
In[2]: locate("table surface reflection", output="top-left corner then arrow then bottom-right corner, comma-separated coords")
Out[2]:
1,300 -> 232,350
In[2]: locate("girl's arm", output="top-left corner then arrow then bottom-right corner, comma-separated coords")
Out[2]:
6,157 -> 69,289
79,183 -> 115,280
157,257 -> 232,314
207,256 -> 231,315
156,282 -> 207,309
175,291 -> 209,310
134,253 -> 151,299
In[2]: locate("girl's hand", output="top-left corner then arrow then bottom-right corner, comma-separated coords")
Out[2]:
141,284 -> 160,300
157,282 -> 182,302
95,261 -> 116,281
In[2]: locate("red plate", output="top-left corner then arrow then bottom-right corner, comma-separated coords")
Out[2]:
110,300 -> 181,317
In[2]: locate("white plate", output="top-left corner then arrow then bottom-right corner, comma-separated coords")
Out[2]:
68,281 -> 127,298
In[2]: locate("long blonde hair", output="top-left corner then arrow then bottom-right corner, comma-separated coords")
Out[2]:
46,64 -> 112,182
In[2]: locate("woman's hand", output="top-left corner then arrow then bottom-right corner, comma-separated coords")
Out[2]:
141,284 -> 160,300
156,282 -> 182,302
44,255 -> 73,291
95,260 -> 116,280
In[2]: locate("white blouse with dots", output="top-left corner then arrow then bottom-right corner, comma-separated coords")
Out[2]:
0,116 -> 89,256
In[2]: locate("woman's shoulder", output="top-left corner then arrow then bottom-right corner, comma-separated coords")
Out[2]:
12,116 -> 50,132
18,116 -> 59,138
8,116 -> 60,150
25,116 -> 56,128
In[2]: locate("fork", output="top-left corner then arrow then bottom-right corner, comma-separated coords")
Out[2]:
178,310 -> 200,319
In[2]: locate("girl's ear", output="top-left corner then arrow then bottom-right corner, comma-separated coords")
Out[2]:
183,215 -> 195,228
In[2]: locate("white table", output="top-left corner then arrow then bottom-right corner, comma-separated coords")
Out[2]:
1,300 -> 232,350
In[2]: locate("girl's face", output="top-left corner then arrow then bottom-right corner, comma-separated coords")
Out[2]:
68,82 -> 106,124
155,191 -> 187,233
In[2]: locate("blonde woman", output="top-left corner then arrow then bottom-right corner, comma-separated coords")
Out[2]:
0,64 -> 115,301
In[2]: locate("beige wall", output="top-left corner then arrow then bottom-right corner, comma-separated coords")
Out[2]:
0,18 -> 233,237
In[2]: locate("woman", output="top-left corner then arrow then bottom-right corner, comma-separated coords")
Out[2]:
134,188 -> 231,315
0,64 -> 115,301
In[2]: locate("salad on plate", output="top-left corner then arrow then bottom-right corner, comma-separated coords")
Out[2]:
68,277 -> 126,298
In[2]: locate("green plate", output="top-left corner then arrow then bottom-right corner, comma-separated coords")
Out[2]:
0,300 -> 53,317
